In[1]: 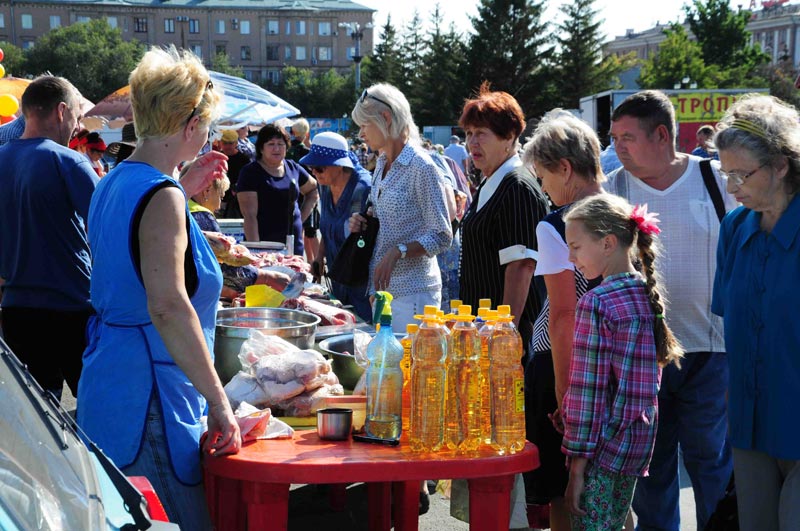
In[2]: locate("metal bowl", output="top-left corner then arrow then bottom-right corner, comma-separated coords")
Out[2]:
317,332 -> 404,390
214,307 -> 321,385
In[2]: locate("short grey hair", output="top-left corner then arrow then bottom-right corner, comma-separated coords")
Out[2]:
522,108 -> 605,183
715,94 -> 800,195
351,83 -> 419,143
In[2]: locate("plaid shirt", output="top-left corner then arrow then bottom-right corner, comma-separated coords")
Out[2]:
562,272 -> 661,476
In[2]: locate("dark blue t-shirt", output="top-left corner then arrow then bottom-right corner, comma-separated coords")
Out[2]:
0,138 -> 99,310
236,158 -> 309,255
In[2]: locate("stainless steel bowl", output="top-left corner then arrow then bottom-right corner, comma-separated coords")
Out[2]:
317,332 -> 404,390
214,307 -> 321,385
317,408 -> 353,440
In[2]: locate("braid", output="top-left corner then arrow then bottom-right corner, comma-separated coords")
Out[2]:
636,231 -> 683,367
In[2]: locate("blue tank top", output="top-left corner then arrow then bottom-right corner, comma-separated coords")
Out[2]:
77,161 -> 222,485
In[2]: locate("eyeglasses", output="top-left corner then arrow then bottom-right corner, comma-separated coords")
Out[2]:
721,161 -> 768,186
186,79 -> 214,124
309,166 -> 326,173
359,89 -> 393,112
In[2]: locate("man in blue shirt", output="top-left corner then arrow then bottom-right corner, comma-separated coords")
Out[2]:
0,76 -> 99,401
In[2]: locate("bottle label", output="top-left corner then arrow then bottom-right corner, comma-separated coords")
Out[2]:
514,378 -> 525,413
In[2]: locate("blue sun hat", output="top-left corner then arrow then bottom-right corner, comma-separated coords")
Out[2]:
299,131 -> 354,168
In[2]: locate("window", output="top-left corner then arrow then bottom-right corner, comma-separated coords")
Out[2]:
191,44 -> 202,58
266,44 -> 279,61
240,20 -> 250,34
318,46 -> 332,61
267,20 -> 278,34
267,70 -> 280,84
215,44 -> 226,56
295,21 -> 305,35
50,15 -> 61,29
164,18 -> 175,33
296,46 -> 306,61
189,19 -> 199,33
76,16 -> 91,23
318,22 -> 331,36
21,14 -> 32,30
216,20 -> 225,34
0,14 -> 5,29
284,46 -> 292,60
346,47 -> 356,60
244,70 -> 254,81
241,46 -> 251,61
22,39 -> 34,49
107,16 -> 117,29
285,21 -> 291,35
134,17 -> 148,33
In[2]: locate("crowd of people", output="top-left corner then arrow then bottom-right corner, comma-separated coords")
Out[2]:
0,43 -> 798,531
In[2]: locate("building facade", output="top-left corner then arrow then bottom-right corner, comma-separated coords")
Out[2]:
604,1 -> 800,68
0,0 -> 375,84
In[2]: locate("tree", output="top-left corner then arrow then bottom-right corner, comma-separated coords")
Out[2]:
365,16 -> 404,88
277,66 -> 355,117
24,19 -> 144,102
211,51 -> 243,78
0,41 -> 26,78
467,0 -> 554,120
552,0 -> 635,109
638,24 -> 718,90
400,11 -> 426,96
413,6 -> 469,126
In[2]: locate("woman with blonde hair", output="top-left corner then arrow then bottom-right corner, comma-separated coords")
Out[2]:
77,46 -> 240,529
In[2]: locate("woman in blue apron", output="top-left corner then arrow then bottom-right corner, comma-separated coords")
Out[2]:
77,46 -> 240,530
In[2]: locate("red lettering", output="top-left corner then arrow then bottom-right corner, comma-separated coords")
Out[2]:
690,97 -> 701,114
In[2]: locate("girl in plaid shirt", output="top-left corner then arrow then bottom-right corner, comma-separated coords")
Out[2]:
561,194 -> 683,530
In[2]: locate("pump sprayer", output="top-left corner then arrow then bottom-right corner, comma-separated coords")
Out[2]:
364,291 -> 403,441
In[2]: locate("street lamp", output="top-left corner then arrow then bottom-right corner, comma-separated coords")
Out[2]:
674,76 -> 698,90
176,15 -> 189,50
338,21 -> 373,91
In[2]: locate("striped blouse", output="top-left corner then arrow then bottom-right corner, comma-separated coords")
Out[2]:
562,272 -> 661,476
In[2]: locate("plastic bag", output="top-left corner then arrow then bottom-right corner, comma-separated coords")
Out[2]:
234,402 -> 272,441
276,383 -> 345,417
352,329 -> 373,369
224,372 -> 269,409
238,329 -> 300,369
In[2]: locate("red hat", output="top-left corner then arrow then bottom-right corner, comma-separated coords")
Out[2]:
69,128 -> 90,149
85,132 -> 106,152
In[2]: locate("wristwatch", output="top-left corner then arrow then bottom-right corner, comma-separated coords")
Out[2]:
397,243 -> 408,259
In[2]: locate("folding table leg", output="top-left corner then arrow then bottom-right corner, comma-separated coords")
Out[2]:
392,480 -> 420,531
241,481 -> 290,531
367,481 -> 392,531
467,475 -> 515,530
213,476 -> 244,531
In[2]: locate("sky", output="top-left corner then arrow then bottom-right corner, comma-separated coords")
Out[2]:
357,0 -> 774,43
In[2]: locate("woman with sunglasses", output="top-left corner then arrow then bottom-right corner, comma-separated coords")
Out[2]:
712,94 -> 800,530
237,123 -> 319,256
300,131 -> 373,322
77,46 -> 240,530
349,83 -> 452,329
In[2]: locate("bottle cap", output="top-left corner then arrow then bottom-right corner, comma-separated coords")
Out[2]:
373,291 -> 394,326
479,298 -> 492,309
449,299 -> 463,313
497,304 -> 511,316
458,304 -> 472,316
477,307 -> 489,319
407,323 -> 419,334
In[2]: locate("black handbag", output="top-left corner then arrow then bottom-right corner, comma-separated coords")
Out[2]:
328,209 -> 379,287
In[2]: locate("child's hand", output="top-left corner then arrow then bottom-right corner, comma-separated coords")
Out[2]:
548,407 -> 565,434
565,472 -> 587,516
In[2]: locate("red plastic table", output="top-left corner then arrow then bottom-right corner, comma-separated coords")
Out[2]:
203,431 -> 538,531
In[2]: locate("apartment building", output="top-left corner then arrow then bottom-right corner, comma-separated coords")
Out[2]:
605,1 -> 800,68
0,0 -> 375,84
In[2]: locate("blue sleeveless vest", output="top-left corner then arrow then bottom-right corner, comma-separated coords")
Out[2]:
78,161 -> 222,485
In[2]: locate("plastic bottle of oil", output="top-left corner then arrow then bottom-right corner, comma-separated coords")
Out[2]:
409,305 -> 448,452
444,305 -> 482,453
364,292 -> 404,441
488,309 -> 526,455
400,323 -> 418,439
478,309 -> 497,445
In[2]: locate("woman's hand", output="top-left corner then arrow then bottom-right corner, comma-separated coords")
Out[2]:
257,269 -> 292,293
181,151 -> 228,198
373,247 -> 399,292
349,212 -> 368,234
565,458 -> 588,516
548,407 -> 565,435
203,401 -> 241,457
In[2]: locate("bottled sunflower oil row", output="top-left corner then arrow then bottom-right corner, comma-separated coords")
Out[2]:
409,305 -> 448,452
444,305 -> 482,453
489,305 -> 526,455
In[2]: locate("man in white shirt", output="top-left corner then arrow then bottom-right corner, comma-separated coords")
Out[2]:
443,134 -> 469,173
606,90 -> 735,531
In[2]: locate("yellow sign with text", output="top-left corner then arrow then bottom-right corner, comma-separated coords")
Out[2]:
669,92 -> 747,122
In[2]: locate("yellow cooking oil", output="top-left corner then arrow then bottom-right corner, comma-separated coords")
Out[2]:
477,309 -> 497,446
489,311 -> 526,455
444,305 -> 482,453
400,323 -> 418,439
409,305 -> 448,453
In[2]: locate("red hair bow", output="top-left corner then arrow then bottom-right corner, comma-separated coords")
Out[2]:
630,204 -> 661,236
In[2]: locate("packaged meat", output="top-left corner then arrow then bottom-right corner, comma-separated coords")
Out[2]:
276,383 -> 345,417
238,330 -> 301,368
253,349 -> 332,389
281,296 -> 357,326
224,372 -> 269,409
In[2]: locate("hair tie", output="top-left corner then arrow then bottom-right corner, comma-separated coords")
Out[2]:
630,204 -> 661,236
730,119 -> 769,142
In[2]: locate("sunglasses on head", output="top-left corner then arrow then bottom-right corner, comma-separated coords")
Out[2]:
186,79 -> 214,124
359,89 -> 393,111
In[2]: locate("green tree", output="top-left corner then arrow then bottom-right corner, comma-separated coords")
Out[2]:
552,0 -> 636,108
0,41 -> 26,78
277,66 -> 355,117
211,51 -> 244,77
24,19 -> 144,102
638,24 -> 718,90
413,6 -> 469,126
365,16 -> 404,88
467,0 -> 554,120
400,11 -> 425,96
